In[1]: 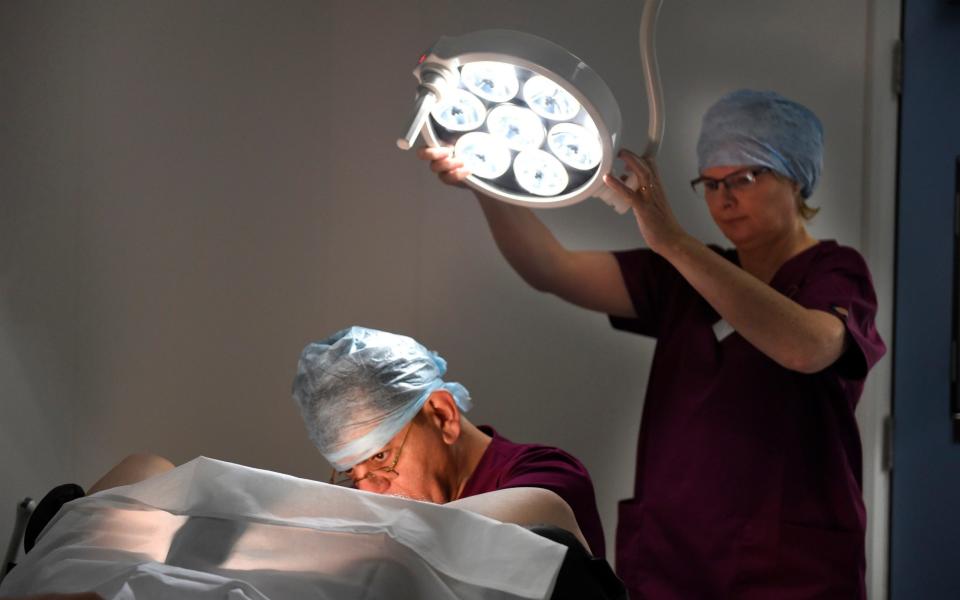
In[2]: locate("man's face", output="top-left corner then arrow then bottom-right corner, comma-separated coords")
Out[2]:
339,410 -> 457,503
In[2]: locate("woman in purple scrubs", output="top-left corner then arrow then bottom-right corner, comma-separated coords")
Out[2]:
419,89 -> 886,599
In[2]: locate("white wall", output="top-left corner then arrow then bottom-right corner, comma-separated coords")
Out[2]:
1,0 -> 895,594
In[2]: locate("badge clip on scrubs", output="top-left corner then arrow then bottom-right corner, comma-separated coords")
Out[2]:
396,1 -> 663,213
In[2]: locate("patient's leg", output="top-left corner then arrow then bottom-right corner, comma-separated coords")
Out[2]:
449,489 -> 628,599
24,454 -> 175,554
445,487 -> 591,554
87,453 -> 175,494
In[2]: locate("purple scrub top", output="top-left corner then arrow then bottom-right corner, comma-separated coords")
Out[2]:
460,425 -> 607,558
609,241 -> 885,599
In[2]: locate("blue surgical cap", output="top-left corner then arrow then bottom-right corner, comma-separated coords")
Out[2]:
291,326 -> 472,471
696,89 -> 823,198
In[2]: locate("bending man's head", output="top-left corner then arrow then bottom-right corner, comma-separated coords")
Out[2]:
292,326 -> 474,500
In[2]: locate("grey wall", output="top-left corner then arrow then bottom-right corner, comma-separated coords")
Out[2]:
0,3 -> 82,566
1,0 -> 894,592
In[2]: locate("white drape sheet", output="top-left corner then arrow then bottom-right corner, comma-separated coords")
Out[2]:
0,457 -> 566,599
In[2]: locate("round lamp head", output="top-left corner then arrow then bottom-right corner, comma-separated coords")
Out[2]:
400,30 -> 622,209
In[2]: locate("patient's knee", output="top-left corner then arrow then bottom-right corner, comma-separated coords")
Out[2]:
516,488 -> 579,534
87,453 -> 175,494
119,453 -> 175,475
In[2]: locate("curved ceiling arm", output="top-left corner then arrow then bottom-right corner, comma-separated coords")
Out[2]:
640,0 -> 664,158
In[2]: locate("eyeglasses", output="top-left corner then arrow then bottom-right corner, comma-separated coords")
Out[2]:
689,167 -> 772,196
328,423 -> 413,489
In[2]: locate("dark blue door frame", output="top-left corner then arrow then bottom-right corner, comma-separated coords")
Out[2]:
890,1 -> 960,597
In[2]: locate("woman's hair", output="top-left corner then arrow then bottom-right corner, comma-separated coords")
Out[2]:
772,168 -> 820,221
798,199 -> 820,221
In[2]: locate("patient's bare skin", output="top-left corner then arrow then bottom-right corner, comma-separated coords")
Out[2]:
87,453 -> 175,495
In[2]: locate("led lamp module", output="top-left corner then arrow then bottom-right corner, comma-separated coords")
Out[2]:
513,149 -> 569,196
454,132 -> 512,179
397,29 -> 627,210
486,104 -> 545,151
548,123 -> 603,171
523,75 -> 581,122
432,89 -> 487,132
461,61 -> 520,102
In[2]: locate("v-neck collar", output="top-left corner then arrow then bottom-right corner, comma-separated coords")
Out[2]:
723,240 -> 835,294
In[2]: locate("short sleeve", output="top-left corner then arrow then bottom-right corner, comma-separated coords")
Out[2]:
608,248 -> 683,338
792,246 -> 887,380
500,446 -> 593,493
499,446 -> 606,557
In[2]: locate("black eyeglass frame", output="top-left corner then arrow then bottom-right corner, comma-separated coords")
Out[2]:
328,423 -> 413,488
689,166 -> 773,195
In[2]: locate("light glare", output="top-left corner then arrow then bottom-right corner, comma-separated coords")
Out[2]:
461,62 -> 520,103
522,76 -> 581,121
432,89 -> 486,132
513,149 -> 569,197
454,132 -> 512,180
547,123 -> 602,171
486,105 -> 545,151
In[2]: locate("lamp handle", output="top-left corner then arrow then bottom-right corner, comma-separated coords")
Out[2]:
594,171 -> 641,214
396,89 -> 437,150
396,70 -> 447,150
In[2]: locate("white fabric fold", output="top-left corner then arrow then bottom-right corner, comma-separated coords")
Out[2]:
0,457 -> 566,600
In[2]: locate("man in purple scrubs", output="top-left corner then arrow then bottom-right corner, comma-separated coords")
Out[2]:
14,327 -> 622,600
291,326 -> 606,557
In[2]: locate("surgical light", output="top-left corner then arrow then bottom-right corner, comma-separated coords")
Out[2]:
397,4 -> 664,212
396,29 -> 626,210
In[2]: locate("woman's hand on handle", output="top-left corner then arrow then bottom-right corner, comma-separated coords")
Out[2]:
603,149 -> 691,256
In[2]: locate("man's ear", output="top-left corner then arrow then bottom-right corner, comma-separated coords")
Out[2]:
424,390 -> 461,445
